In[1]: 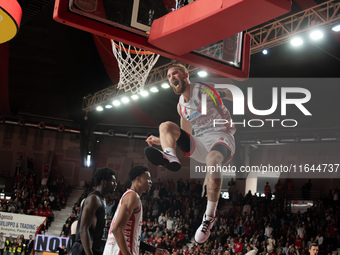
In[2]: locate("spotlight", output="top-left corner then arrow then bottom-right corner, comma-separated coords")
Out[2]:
332,24 -> 340,32
112,100 -> 121,107
140,90 -> 149,97
290,37 -> 303,47
161,83 -> 170,89
121,97 -> 130,104
150,87 -> 159,93
96,106 -> 104,111
262,49 -> 268,55
131,95 -> 139,100
310,30 -> 323,41
105,104 -> 113,109
86,154 -> 91,167
197,70 -> 208,77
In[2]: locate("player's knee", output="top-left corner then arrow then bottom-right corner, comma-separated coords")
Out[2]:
159,121 -> 178,133
206,150 -> 224,166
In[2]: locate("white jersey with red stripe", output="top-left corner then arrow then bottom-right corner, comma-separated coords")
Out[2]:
177,83 -> 236,162
178,83 -> 236,138
103,189 -> 143,255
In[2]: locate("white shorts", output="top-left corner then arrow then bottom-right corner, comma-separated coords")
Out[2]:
179,131 -> 235,164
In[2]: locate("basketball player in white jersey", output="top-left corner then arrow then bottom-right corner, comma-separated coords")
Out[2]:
103,166 -> 168,255
145,63 -> 235,244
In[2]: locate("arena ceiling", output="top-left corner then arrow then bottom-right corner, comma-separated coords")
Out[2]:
1,0 -> 340,142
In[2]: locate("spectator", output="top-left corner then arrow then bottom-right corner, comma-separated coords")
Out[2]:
315,233 -> 323,246
274,180 -> 283,200
0,233 -> 4,255
4,236 -> 13,255
14,237 -> 23,255
57,245 -> 67,255
264,223 -> 273,242
158,212 -> 167,228
246,243 -> 258,255
264,182 -> 272,201
267,234 -> 276,253
25,235 -> 34,255
234,238 -> 244,254
236,220 -> 245,236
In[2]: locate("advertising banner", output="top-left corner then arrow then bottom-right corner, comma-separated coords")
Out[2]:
0,212 -> 46,239
35,235 -> 69,253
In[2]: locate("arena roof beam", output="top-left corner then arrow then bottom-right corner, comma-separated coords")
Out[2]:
82,0 -> 340,112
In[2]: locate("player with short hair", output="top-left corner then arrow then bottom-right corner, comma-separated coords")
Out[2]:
103,166 -> 168,255
308,243 -> 319,255
145,63 -> 235,244
71,167 -> 117,255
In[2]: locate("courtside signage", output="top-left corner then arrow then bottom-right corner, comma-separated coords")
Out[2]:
0,212 -> 46,239
35,235 -> 69,253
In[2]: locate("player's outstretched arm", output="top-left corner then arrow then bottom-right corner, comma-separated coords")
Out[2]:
145,135 -> 161,146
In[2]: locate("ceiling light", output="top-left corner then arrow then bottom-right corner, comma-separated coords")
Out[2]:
290,37 -> 303,47
121,97 -> 130,103
262,49 -> 268,55
112,100 -> 121,106
161,83 -> 170,89
310,30 -> 323,41
140,90 -> 149,97
150,87 -> 159,93
96,106 -> 103,111
105,104 -> 112,109
131,95 -> 139,100
197,70 -> 208,77
332,24 -> 340,32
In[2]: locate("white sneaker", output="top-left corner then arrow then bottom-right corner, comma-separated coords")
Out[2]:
194,214 -> 216,244
144,147 -> 181,172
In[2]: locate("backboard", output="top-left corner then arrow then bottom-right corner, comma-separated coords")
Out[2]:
54,0 -> 291,79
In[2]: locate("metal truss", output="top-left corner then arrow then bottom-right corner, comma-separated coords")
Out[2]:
82,0 -> 340,112
248,0 -> 340,54
82,62 -> 199,111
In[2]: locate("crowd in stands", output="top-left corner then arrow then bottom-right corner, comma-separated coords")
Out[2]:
2,158 -> 338,255
62,177 -> 339,255
0,159 -> 71,254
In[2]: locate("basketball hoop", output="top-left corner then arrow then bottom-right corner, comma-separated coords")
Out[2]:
111,40 -> 160,94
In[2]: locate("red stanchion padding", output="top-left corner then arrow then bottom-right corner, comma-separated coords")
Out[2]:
148,0 -> 291,56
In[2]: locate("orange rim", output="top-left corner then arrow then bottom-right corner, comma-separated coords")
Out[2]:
111,39 -> 154,55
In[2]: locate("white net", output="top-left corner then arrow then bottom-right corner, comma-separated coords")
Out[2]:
111,40 -> 160,94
